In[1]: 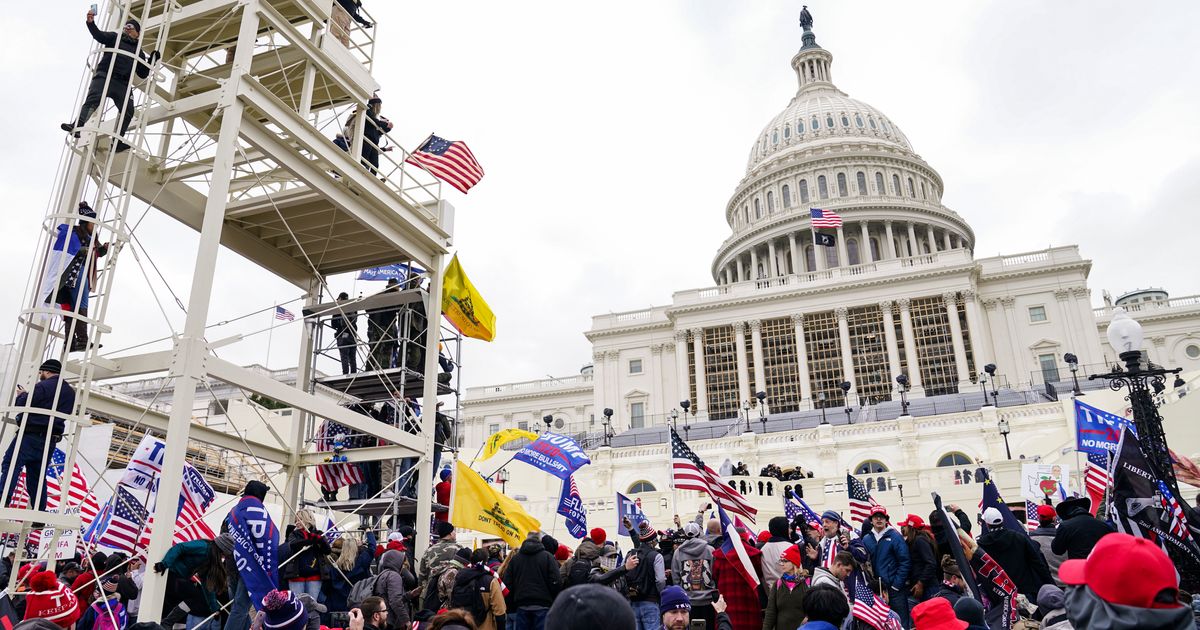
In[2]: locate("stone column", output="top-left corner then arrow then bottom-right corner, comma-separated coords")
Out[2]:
898,298 -> 925,395
735,255 -> 745,283
860,221 -> 871,263
880,300 -> 903,392
984,298 -> 1016,383
1054,288 -> 1082,357
999,296 -> 1023,386
835,307 -> 855,396
814,231 -> 827,271
789,233 -> 799,275
1072,287 -> 1103,366
884,220 -> 897,259
767,239 -> 778,277
942,230 -> 952,251
649,344 -> 664,417
674,330 -> 690,407
926,225 -> 937,253
592,349 -> 608,423
962,289 -> 992,371
792,314 -> 813,402
733,321 -> 751,407
750,247 -> 760,280
835,226 -> 848,268
750,319 -> 766,396
943,291 -> 973,386
906,222 -> 919,257
1151,336 -> 1168,366
691,328 -> 708,416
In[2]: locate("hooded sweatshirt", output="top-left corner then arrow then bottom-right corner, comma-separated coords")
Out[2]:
501,538 -> 561,609
1064,585 -> 1195,630
562,540 -> 602,584
375,550 -> 412,628
976,526 -> 1053,599
670,537 -> 717,605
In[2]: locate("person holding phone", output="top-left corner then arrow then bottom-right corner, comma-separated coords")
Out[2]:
1,359 -> 74,511
61,7 -> 158,151
659,586 -> 732,630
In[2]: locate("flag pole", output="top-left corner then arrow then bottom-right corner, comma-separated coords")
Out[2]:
266,302 -> 276,369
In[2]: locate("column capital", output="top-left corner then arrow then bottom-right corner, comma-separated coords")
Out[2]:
879,299 -> 893,312
650,344 -> 664,355
592,350 -> 605,363
942,291 -> 958,307
689,327 -> 704,337
962,288 -> 977,302
883,219 -> 893,227
834,306 -> 848,321
897,297 -> 911,312
999,296 -> 1016,308
1151,335 -> 1167,347
674,329 -> 689,343
790,313 -> 805,325
1054,289 -> 1070,301
663,341 -> 676,352
1071,286 -> 1090,299
749,319 -> 762,333
732,321 -> 746,335
982,298 -> 998,311
605,350 -> 621,361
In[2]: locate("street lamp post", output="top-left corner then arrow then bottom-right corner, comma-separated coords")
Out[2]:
997,417 -> 1012,460
896,374 -> 910,416
542,414 -> 553,433
984,363 -> 999,407
496,467 -> 509,495
841,381 -> 853,424
670,408 -> 679,432
818,392 -> 828,425
1064,352 -> 1084,397
742,400 -> 752,433
979,372 -> 990,406
602,407 -> 613,447
756,391 -> 768,433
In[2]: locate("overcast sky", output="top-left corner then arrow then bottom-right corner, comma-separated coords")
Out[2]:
0,1 -> 1197,395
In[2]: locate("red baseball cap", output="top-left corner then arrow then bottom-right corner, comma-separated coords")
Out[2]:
1059,533 -> 1180,609
757,530 -> 772,543
1036,504 -> 1056,520
868,505 -> 889,519
898,514 -> 926,529
781,544 -> 804,568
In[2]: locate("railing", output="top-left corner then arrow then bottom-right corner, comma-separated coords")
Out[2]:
326,1 -> 378,71
1093,294 -> 1200,318
976,246 -> 1082,273
466,373 -> 594,398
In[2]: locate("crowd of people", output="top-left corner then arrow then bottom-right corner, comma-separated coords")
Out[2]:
7,486 -> 1198,630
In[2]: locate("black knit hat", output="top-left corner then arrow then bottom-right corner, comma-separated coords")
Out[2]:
434,521 -> 454,538
546,584 -> 636,630
38,359 -> 62,374
541,534 -> 559,555
242,480 -> 269,501
124,18 -> 141,33
768,516 -> 789,538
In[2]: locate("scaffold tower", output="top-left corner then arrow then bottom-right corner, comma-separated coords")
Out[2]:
0,0 -> 457,622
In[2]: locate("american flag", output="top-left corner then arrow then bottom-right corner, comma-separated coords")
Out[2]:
275,306 -> 295,321
315,421 -> 364,492
138,495 -> 216,551
1084,450 -> 1110,515
1157,481 -> 1192,542
810,208 -> 843,228
669,428 -> 757,523
846,474 -> 881,525
717,504 -> 759,589
7,449 -> 101,547
1024,500 -> 1040,531
94,487 -> 149,553
405,134 -> 485,194
785,491 -> 821,530
850,570 -> 903,630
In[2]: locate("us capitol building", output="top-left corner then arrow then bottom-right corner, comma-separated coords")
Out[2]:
459,14 -> 1200,536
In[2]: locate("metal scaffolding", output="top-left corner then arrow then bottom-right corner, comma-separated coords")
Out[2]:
1,0 -> 455,621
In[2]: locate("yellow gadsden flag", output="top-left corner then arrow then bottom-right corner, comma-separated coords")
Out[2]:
442,254 -> 496,342
450,461 -> 540,547
481,428 -> 539,461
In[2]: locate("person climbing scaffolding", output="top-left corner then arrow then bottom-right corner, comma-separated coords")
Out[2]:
39,202 -> 109,353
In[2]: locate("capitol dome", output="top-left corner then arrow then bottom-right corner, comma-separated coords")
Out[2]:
711,15 -> 974,285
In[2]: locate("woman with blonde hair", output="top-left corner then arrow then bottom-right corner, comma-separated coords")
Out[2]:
282,508 -> 331,599
325,530 -> 376,615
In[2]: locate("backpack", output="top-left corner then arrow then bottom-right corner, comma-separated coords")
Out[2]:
448,571 -> 492,626
347,573 -> 381,609
565,557 -> 592,588
625,547 -> 660,599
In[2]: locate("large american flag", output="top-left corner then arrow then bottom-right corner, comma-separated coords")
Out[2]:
669,428 -> 757,523
405,134 -> 485,194
785,491 -> 821,530
1084,450 -> 1109,514
1157,480 -> 1192,542
850,569 -> 902,630
846,474 -> 881,525
94,486 -> 150,553
137,465 -> 218,550
7,449 -> 100,547
810,208 -> 843,228
315,420 -> 364,492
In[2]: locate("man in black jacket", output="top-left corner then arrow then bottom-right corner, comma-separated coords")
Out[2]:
361,96 -> 393,174
501,533 -> 561,630
62,10 -> 157,152
1050,496 -> 1113,560
330,292 -> 358,374
1,359 -> 75,510
976,507 -> 1053,600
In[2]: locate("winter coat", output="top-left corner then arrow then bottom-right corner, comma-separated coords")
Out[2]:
907,534 -> 938,589
713,546 -> 763,630
325,536 -> 376,612
418,538 -> 463,599
758,538 -> 793,588
376,550 -> 412,629
86,21 -> 152,82
282,525 -> 330,581
936,581 -> 965,607
671,537 -> 717,605
1029,525 -> 1066,583
14,375 -> 75,437
863,527 -> 910,590
976,527 -> 1053,600
452,565 -> 507,630
1051,505 -> 1113,560
809,568 -> 844,595
501,538 -> 561,609
561,540 -> 602,584
1064,584 -> 1194,630
762,578 -> 807,630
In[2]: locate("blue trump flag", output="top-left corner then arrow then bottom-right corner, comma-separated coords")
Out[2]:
357,263 -> 425,282
615,492 -> 648,536
227,495 -> 279,606
557,475 -> 588,539
978,469 -> 1028,536
513,433 -> 591,481
1075,399 -> 1136,456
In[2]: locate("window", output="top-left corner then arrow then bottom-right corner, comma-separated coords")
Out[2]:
869,238 -> 880,261
837,173 -> 848,197
875,172 -> 885,194
630,402 -> 645,428
826,115 -> 835,128
812,117 -> 820,130
754,198 -> 761,219
804,245 -> 815,271
767,191 -> 775,212
797,120 -> 804,134
517,421 -> 528,431
1029,305 -> 1048,323
1186,344 -> 1200,359
907,177 -> 916,197
855,114 -> 864,128
818,175 -> 829,199
882,120 -> 891,132
1039,354 -> 1061,384
920,182 -> 927,199
892,174 -> 902,195
782,184 -> 792,208
869,117 -> 877,130
847,238 -> 860,265
772,130 -> 779,145
629,359 -> 643,374
841,115 -> 850,127
784,126 -> 791,139
856,172 -> 867,196
743,205 -> 749,224
488,423 -> 500,435
855,460 -> 889,474
938,453 -> 972,467
628,481 -> 656,494
799,180 -> 810,204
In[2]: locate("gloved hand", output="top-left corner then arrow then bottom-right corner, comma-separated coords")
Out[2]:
148,50 -> 161,64
153,562 -> 167,575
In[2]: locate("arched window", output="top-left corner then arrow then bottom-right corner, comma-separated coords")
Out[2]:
892,174 -> 902,196
875,172 -> 885,195
818,175 -> 829,199
869,117 -> 877,130
628,481 -> 656,494
826,115 -> 835,129
907,177 -> 916,197
797,120 -> 805,134
754,198 -> 761,219
855,114 -> 864,128
855,460 -> 889,474
804,245 -> 815,271
811,117 -> 820,130
837,173 -> 848,197
841,115 -> 850,127
882,120 -> 891,133
743,205 -> 749,224
869,237 -> 881,261
920,182 -> 927,199
767,191 -> 775,212
784,126 -> 791,139
938,453 -> 973,467
772,131 -> 779,145
856,172 -> 867,196
799,180 -> 810,204
782,185 -> 792,208
825,244 -> 838,267
847,238 -> 861,265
